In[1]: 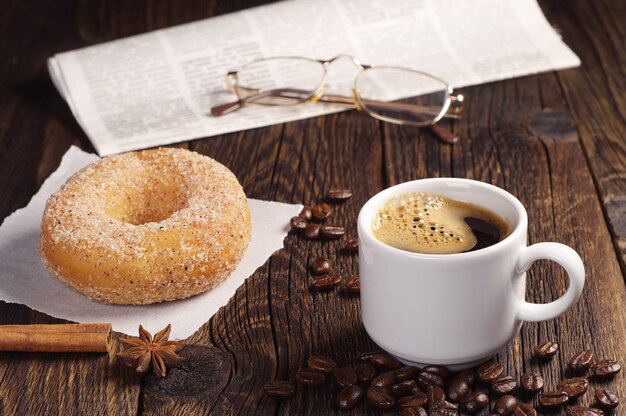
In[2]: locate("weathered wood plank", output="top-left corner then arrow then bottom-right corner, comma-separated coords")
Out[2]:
0,0 -> 625,415
383,71 -> 626,414
266,113 -> 384,416
0,1 -> 217,415
541,0 -> 626,276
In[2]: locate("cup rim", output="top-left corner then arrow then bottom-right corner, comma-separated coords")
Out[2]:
357,178 -> 528,259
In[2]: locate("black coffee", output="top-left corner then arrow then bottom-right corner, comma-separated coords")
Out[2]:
372,192 -> 511,254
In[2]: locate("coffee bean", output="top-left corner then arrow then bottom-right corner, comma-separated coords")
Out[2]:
310,274 -> 341,290
564,407 -> 605,416
591,359 -> 621,378
299,206 -> 313,221
312,203 -> 333,221
459,369 -> 476,385
307,355 -> 337,374
416,370 -> 444,390
371,371 -> 396,388
477,360 -> 504,382
304,223 -> 321,239
336,384 -> 364,410
534,341 -> 559,359
391,380 -> 419,398
493,394 -> 520,415
344,276 -> 360,294
290,216 -> 307,232
367,386 -> 395,409
430,399 -> 458,409
355,361 -> 376,383
395,365 -> 419,382
514,403 -> 537,416
594,388 -> 619,410
263,380 -> 295,399
295,369 -> 326,387
568,349 -> 594,372
399,392 -> 429,409
334,366 -> 357,388
520,372 -> 544,393
447,373 -> 471,402
370,353 -> 403,370
430,408 -> 458,416
408,383 -> 422,397
557,377 -> 588,398
326,188 -> 352,202
491,374 -> 517,395
400,407 -> 427,416
421,365 -> 450,380
357,350 -> 382,361
426,385 -> 446,404
320,225 -> 345,239
310,257 -> 332,275
538,390 -> 569,408
343,238 -> 358,253
460,390 -> 489,413
429,399 -> 458,415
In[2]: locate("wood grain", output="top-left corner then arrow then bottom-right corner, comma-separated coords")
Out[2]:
0,0 -> 624,415
540,0 -> 626,276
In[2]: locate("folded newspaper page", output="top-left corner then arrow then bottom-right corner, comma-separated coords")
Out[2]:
48,0 -> 580,156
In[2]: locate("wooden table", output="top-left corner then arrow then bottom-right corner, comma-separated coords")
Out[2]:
1,0 -> 625,414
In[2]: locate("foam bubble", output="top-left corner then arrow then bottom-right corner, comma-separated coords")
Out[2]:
371,192 -> 478,254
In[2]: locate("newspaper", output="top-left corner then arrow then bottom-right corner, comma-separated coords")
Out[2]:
48,0 -> 580,156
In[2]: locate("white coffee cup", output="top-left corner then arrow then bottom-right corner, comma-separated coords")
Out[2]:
357,178 -> 585,369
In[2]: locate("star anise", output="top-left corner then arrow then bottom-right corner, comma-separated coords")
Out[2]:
116,324 -> 187,377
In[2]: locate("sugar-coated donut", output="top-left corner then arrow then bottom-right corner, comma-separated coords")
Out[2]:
39,148 -> 251,305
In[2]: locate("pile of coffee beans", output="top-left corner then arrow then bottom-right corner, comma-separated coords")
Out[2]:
290,188 -> 353,241
532,343 -> 620,414
263,344 -> 621,415
289,188 -> 360,293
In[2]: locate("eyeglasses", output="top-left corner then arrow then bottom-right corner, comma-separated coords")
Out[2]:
211,55 -> 464,144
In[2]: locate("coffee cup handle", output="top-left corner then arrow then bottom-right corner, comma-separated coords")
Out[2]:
515,242 -> 585,322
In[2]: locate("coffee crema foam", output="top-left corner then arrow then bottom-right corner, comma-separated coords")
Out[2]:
371,192 -> 510,254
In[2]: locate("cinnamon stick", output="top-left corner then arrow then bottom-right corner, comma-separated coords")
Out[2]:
0,323 -> 111,352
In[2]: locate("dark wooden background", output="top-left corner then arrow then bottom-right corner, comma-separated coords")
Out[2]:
1,0 -> 625,415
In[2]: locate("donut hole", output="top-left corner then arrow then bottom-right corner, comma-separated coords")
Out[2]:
106,173 -> 188,225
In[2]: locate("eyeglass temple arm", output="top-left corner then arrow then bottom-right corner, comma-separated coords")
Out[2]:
318,94 -> 461,119
211,88 -> 313,116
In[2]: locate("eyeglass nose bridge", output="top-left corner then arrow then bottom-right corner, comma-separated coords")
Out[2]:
321,55 -> 367,70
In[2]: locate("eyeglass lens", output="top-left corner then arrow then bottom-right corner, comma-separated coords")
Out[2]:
235,57 -> 325,105
355,67 -> 450,125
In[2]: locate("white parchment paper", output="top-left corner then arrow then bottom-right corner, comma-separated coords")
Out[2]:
0,146 -> 301,339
